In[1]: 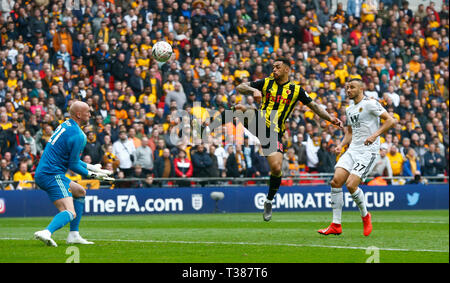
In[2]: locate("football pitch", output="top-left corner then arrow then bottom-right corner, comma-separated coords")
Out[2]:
0,210 -> 448,263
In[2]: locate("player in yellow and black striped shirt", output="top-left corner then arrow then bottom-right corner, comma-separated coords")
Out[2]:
235,58 -> 343,222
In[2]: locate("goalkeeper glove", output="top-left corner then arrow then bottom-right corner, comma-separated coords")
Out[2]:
86,164 -> 113,176
87,171 -> 115,182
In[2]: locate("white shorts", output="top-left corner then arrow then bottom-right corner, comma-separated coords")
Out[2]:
335,150 -> 379,181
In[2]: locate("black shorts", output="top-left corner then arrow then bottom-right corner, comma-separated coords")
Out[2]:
260,129 -> 284,155
242,109 -> 285,156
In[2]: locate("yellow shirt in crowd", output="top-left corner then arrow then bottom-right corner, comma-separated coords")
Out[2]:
387,152 -> 404,176
13,171 -> 34,189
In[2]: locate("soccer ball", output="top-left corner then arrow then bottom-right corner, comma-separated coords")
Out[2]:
152,41 -> 173,63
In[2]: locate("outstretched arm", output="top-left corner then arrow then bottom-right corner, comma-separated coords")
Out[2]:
307,101 -> 344,128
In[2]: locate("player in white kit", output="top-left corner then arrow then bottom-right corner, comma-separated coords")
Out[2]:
318,78 -> 396,236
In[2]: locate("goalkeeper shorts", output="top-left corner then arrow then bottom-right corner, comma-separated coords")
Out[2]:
35,173 -> 72,202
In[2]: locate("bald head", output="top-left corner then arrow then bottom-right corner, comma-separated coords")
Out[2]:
70,101 -> 89,115
69,101 -> 91,125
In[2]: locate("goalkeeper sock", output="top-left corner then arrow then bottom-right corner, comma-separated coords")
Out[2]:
351,187 -> 368,217
70,197 -> 85,232
46,210 -> 74,234
331,187 -> 344,224
267,172 -> 282,201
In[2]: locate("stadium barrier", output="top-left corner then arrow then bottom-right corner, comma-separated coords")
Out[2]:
0,184 -> 447,217
0,174 -> 448,190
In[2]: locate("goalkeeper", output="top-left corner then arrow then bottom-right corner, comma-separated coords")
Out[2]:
33,101 -> 114,247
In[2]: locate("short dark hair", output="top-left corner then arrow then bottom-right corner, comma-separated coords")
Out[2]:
348,78 -> 363,83
275,57 -> 291,67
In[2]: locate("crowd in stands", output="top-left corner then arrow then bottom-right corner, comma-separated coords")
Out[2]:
0,0 -> 448,189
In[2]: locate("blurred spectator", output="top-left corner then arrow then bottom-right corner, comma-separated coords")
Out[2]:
4,122 -> 24,156
214,142 -> 228,177
23,130 -> 37,156
0,165 -> 13,190
154,148 -> 175,184
0,112 -> 11,130
225,145 -> 239,178
292,133 -> 308,171
207,144 -> 220,179
399,137 -> 412,157
102,144 -> 120,172
423,144 -> 445,176
2,151 -> 16,173
54,44 -> 71,72
111,53 -> 128,82
387,145 -> 404,176
128,127 -> 142,149
282,147 -> 300,177
112,130 -> 136,177
13,162 -> 33,190
173,149 -> 193,187
165,82 -> 186,110
14,142 -> 35,170
361,0 -> 378,23
115,170 -> 131,188
144,174 -> 155,188
242,136 -> 255,177
130,164 -> 147,188
134,136 -> 154,175
94,43 -> 112,82
316,141 -> 336,173
0,0 -> 14,22
415,137 -> 428,168
53,22 -> 73,55
192,143 -> 213,179
128,67 -> 145,96
402,148 -> 421,177
234,144 -> 247,177
153,138 -> 166,160
347,0 -> 363,18
371,143 -> 393,178
251,144 -> 270,178
35,124 -> 54,154
83,131 -> 104,164
305,133 -> 320,172
406,172 -> 427,185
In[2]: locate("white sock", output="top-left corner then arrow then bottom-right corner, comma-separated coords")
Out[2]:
331,187 -> 343,224
265,199 -> 272,204
69,231 -> 80,237
351,187 -> 368,217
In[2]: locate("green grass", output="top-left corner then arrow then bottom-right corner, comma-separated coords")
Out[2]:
0,210 -> 448,263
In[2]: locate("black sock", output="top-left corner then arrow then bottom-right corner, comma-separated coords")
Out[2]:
267,174 -> 282,200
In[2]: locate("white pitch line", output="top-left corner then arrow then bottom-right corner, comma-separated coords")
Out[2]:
1,237 -> 447,253
233,219 -> 449,224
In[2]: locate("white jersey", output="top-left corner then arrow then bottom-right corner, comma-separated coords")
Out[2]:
346,97 -> 386,153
